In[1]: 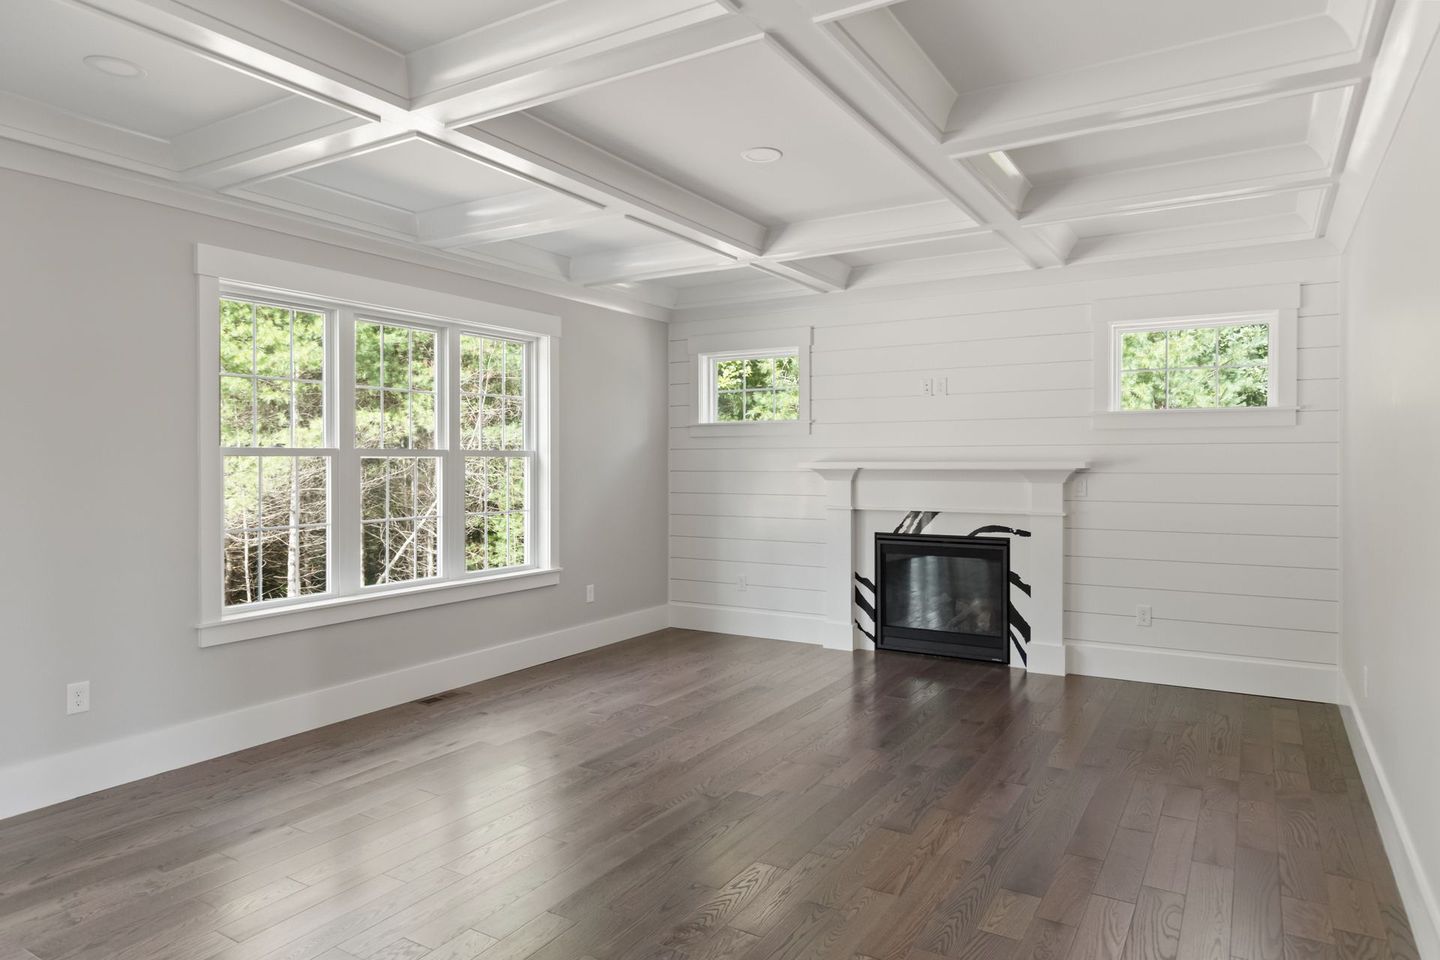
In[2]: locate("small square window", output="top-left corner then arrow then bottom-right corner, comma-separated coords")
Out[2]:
701,350 -> 801,423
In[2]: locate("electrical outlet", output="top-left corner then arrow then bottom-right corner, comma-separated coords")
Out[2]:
738,575 -> 748,592
934,376 -> 948,396
1135,604 -> 1152,627
920,378 -> 933,397
1072,477 -> 1088,498
585,584 -> 595,603
66,681 -> 89,715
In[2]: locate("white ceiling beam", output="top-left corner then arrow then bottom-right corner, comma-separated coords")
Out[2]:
409,0 -> 740,108
171,98 -> 368,177
416,194 -> 607,247
763,201 -> 981,260
568,241 -> 737,287
941,64 -> 1373,158
461,114 -> 769,256
737,4 -> 1068,269
800,0 -> 907,25
752,256 -> 852,293
418,17 -> 765,127
1325,0 -> 1440,247
73,0 -> 407,111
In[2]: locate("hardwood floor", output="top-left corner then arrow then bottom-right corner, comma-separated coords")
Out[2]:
0,629 -> 1417,960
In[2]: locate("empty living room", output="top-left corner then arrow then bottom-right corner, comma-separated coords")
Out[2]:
3,1 -> 1440,959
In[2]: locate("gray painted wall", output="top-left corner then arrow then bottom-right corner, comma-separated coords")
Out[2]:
0,168 -> 669,767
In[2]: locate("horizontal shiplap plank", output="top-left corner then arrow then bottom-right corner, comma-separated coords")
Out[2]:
1067,528 -> 1337,569
668,443 -> 1339,474
812,362 -> 1091,399
669,492 -> 824,520
672,412 -> 1337,449
672,260 -> 1338,330
1069,473 -> 1337,505
1299,281 -> 1337,316
1066,584 -> 1336,632
1066,501 -> 1337,537
1065,556 -> 1337,601
1297,346 -> 1338,380
811,389 -> 1092,424
670,557 -> 825,591
1063,612 -> 1336,664
671,514 -> 825,542
669,470 -> 824,496
815,333 -> 1090,375
669,579 -> 824,614
670,536 -> 826,567
812,305 -> 1087,352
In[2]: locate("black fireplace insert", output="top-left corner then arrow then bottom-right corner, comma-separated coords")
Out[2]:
874,532 -> 1010,663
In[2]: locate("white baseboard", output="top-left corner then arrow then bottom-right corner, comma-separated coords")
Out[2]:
669,602 -> 826,646
0,605 -> 669,822
1027,642 -> 1066,676
1065,640 -> 1340,702
1339,674 -> 1440,960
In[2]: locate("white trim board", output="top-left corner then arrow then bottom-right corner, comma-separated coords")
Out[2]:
666,604 -> 1340,702
1340,674 -> 1440,960
0,605 -> 668,821
669,601 -> 827,646
1065,640 -> 1339,703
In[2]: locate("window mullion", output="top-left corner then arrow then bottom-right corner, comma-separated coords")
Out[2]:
332,308 -> 361,595
442,327 -> 465,577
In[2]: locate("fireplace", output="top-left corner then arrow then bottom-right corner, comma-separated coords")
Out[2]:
874,532 -> 1010,663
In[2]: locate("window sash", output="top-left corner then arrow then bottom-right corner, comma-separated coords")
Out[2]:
1108,314 -> 1277,412
699,348 -> 801,423
212,287 -> 542,619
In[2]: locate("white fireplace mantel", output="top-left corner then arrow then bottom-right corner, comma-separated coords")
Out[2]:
802,460 -> 1088,674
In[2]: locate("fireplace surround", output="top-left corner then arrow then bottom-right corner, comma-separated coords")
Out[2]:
803,460 -> 1088,674
875,532 -> 1011,663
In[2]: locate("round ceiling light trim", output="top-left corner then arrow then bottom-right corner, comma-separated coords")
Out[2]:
84,55 -> 146,78
741,146 -> 783,164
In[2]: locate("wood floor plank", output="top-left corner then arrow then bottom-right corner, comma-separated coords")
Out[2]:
1176,862 -> 1233,960
0,631 -> 1415,960
1066,896 -> 1135,960
1119,887 -> 1185,960
1232,846 -> 1284,960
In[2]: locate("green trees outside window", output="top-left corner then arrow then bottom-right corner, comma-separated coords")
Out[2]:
1120,322 -> 1269,410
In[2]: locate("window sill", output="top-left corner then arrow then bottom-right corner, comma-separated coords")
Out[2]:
687,420 -> 813,438
1090,406 -> 1298,429
198,567 -> 562,647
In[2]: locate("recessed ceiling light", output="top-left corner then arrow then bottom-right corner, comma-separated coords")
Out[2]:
741,147 -> 783,164
83,55 -> 145,79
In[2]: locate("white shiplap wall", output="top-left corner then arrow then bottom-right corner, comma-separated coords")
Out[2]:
668,256 -> 1342,700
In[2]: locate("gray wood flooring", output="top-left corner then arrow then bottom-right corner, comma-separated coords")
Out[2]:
0,629 -> 1417,960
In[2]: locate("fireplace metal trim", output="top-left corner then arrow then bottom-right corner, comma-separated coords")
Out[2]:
874,532 -> 1011,664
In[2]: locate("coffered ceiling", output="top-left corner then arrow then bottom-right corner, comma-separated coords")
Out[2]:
0,0 -> 1434,316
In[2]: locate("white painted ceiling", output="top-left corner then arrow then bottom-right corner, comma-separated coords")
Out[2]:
0,0 -> 1427,315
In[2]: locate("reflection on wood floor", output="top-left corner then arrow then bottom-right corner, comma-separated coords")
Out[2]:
0,629 -> 1416,960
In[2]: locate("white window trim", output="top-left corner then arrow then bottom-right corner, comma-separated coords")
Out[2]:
686,326 -> 813,437
1090,284 -> 1299,429
195,244 -> 561,647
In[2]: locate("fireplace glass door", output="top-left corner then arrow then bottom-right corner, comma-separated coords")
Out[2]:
875,533 -> 1010,663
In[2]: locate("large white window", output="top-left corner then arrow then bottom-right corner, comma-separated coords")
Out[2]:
198,247 -> 558,645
